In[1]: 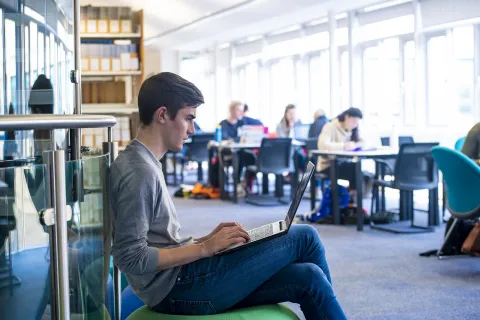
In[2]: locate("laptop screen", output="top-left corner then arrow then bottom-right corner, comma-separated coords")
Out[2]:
285,161 -> 315,230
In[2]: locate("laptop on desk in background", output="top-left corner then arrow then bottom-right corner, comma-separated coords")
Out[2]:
215,161 -> 315,255
238,125 -> 264,144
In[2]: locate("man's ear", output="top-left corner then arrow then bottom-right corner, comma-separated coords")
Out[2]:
155,106 -> 168,123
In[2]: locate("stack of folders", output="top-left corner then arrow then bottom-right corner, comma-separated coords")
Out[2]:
80,6 -> 135,34
81,43 -> 139,72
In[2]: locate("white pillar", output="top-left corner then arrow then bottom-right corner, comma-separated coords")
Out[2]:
413,0 -> 427,126
348,11 -> 361,108
328,11 -> 339,116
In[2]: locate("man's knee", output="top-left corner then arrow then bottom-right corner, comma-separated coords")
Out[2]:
293,225 -> 324,251
291,263 -> 333,295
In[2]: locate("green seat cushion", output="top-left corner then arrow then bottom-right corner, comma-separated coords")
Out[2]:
126,304 -> 299,320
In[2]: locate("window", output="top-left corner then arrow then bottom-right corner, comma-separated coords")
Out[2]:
245,63 -> 259,119
295,58 -> 310,122
340,51 -> 350,111
403,40 -> 415,125
5,19 -> 16,111
0,9 -> 4,114
30,22 -> 38,85
361,15 -> 414,42
38,32 -> 44,75
231,67 -> 245,101
270,58 -> 295,127
309,52 -> 330,115
426,26 -> 474,127
452,26 -> 474,125
50,33 -> 56,85
24,26 -> 30,96
216,67 -> 228,122
363,38 -> 401,124
46,35 -> 50,78
427,35 -> 448,125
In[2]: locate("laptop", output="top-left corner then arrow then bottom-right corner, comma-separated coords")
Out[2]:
216,161 -> 316,255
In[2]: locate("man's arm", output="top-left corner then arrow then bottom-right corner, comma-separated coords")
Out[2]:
156,225 -> 249,270
111,168 -> 249,273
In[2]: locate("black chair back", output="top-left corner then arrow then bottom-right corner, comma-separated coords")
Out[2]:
294,124 -> 311,141
393,142 -> 439,190
257,138 -> 293,175
187,133 -> 214,162
381,136 -> 414,146
304,138 -> 318,151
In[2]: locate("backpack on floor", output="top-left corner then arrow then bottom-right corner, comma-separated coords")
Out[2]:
306,186 -> 350,223
420,217 -> 476,257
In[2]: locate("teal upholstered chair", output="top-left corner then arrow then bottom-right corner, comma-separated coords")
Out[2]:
454,137 -> 466,151
442,137 -> 468,216
126,304 -> 299,320
431,146 -> 480,258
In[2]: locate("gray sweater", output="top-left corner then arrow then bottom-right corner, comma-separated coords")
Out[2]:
110,139 -> 192,307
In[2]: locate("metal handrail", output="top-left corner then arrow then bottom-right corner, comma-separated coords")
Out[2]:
0,114 -> 116,130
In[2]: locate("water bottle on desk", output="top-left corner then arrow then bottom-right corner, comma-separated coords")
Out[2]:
215,125 -> 222,142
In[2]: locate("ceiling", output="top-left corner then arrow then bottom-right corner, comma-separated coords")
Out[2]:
83,0 -> 394,51
81,0 -> 249,39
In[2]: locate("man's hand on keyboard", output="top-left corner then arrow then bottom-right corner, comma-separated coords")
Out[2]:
201,225 -> 250,256
195,222 -> 246,243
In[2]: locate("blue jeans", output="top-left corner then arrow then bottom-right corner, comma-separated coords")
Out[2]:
152,225 -> 347,320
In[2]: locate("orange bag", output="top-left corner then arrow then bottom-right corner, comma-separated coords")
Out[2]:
461,222 -> 480,256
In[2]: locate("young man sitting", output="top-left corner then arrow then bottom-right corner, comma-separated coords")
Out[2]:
110,72 -> 347,320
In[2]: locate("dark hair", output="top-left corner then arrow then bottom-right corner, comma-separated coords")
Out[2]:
244,103 -> 249,112
137,72 -> 204,125
283,104 -> 296,128
29,74 -> 54,114
337,107 -> 363,142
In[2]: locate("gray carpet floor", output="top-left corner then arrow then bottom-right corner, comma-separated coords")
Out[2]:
173,190 -> 480,320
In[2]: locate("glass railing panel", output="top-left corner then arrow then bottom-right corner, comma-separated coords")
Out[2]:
66,154 -> 111,319
0,162 -> 51,320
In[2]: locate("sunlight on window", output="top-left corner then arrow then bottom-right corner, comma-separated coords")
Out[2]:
271,58 -> 295,126
30,22 -> 38,85
245,63 -> 260,118
309,52 -> 330,114
340,51 -> 350,111
38,32 -> 45,75
427,35 -> 449,125
403,41 -> 416,125
295,59 -> 310,122
5,19 -> 16,109
361,15 -> 414,42
336,28 -> 348,47
363,38 -> 401,125
452,26 -> 474,125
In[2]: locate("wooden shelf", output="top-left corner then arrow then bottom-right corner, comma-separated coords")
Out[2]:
82,103 -> 137,114
81,33 -> 141,39
83,70 -> 142,77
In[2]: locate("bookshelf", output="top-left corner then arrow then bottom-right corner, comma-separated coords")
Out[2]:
82,70 -> 142,77
80,5 -> 144,149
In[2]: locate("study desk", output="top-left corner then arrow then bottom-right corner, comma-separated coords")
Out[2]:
209,140 -> 305,203
309,149 -> 399,231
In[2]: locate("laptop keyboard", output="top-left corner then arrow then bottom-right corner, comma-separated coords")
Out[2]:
248,224 -> 274,242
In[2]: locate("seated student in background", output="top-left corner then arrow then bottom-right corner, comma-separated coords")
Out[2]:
317,107 -> 364,198
242,103 -> 263,126
461,122 -> 480,165
110,72 -> 347,319
276,104 -> 302,138
218,101 -> 256,191
276,104 -> 307,171
309,109 -> 328,138
219,101 -> 245,140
